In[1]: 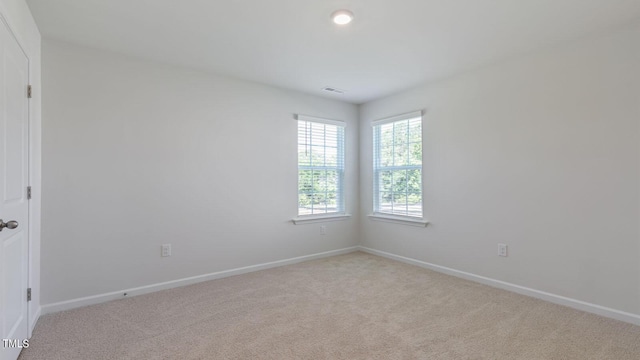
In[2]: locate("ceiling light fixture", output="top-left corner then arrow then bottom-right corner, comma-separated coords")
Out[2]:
331,10 -> 354,25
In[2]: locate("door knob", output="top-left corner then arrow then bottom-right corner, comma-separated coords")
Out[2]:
0,219 -> 18,231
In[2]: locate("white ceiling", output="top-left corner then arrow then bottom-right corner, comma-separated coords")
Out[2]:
26,0 -> 640,104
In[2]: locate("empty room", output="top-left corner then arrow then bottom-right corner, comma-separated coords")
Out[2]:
1,0 -> 639,359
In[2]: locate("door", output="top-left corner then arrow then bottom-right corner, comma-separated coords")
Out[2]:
0,16 -> 30,360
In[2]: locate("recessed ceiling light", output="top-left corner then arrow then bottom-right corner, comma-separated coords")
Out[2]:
331,10 -> 354,25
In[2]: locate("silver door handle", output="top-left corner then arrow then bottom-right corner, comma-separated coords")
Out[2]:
0,219 -> 18,231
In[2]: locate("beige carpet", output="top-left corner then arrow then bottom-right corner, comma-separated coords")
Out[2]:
19,252 -> 640,359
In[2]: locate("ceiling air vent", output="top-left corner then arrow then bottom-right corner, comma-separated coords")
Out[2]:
322,87 -> 346,94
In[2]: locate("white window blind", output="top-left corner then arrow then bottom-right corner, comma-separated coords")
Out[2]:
297,116 -> 345,216
373,111 -> 423,218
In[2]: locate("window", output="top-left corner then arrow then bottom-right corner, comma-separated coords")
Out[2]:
297,116 -> 345,216
373,111 -> 423,218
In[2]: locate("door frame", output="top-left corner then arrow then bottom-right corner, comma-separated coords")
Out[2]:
0,6 -> 35,339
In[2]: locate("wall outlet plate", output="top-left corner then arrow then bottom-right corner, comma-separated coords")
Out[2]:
498,243 -> 508,257
161,244 -> 171,257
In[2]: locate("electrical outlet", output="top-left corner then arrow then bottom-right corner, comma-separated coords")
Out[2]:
161,244 -> 171,257
498,243 -> 508,257
320,225 -> 326,235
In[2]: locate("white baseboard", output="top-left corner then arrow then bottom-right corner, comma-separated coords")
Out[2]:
38,245 -> 640,326
29,306 -> 41,337
42,246 -> 359,315
358,246 -> 640,326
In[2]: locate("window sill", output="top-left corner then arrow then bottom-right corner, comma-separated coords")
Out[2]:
368,213 -> 429,227
292,214 -> 352,225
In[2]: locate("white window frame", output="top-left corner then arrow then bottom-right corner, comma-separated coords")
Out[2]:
370,111 -> 428,227
293,115 -> 350,225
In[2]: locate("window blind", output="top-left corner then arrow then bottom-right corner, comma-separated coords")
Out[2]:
297,116 -> 345,216
373,111 -> 423,218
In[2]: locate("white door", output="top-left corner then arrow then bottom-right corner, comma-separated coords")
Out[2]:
0,16 -> 30,360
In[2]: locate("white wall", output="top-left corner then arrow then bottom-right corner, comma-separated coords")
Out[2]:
41,40 -> 359,305
359,24 -> 640,315
0,0 -> 41,334
40,20 -> 640,322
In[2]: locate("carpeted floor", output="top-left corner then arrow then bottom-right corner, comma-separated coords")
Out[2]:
19,252 -> 640,359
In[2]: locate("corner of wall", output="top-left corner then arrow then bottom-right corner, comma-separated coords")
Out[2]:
355,103 -> 365,246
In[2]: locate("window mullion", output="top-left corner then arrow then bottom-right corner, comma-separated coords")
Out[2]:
405,168 -> 409,214
324,126 -> 327,213
404,121 -> 408,214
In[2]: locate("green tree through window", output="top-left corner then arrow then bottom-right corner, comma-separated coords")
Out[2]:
298,118 -> 345,215
373,113 -> 422,218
